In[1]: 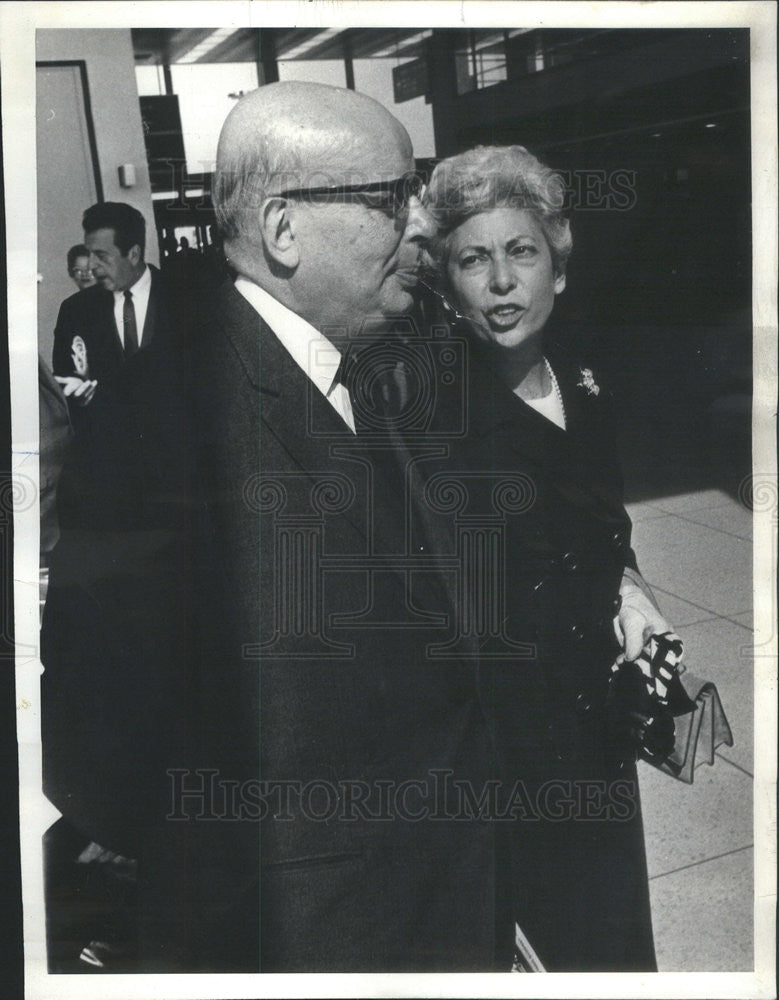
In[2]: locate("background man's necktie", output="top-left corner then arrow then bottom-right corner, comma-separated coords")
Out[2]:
123,290 -> 138,358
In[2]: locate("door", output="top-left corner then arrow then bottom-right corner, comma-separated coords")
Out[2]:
36,61 -> 102,363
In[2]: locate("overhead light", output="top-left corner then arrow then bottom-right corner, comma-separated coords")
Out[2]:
705,122 -> 718,129
178,28 -> 240,64
651,132 -> 662,138
278,28 -> 342,61
369,30 -> 433,58
152,191 -> 179,201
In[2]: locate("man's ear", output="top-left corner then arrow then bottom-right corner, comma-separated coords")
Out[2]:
554,271 -> 566,295
260,197 -> 300,269
127,244 -> 142,267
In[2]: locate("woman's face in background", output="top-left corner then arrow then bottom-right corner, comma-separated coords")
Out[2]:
445,207 -> 565,350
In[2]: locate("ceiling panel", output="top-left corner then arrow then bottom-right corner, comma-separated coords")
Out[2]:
132,28 -> 216,64
132,27 -> 435,65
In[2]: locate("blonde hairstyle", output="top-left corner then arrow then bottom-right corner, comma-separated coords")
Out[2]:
424,145 -> 572,276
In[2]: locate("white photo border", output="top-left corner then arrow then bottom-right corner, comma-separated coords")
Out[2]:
2,2 -> 776,998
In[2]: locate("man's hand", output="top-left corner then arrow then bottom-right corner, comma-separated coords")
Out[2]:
614,568 -> 673,662
55,376 -> 98,406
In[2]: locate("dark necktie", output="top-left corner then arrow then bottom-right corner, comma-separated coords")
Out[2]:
333,347 -> 356,395
123,290 -> 138,358
333,346 -> 365,433
334,344 -> 412,435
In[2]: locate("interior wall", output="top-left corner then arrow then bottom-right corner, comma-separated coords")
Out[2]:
36,29 -> 156,362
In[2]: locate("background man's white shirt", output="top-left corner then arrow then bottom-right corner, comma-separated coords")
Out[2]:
112,264 -> 152,348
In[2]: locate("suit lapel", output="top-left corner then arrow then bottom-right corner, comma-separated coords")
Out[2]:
545,343 -> 629,515
464,334 -> 627,523
467,341 -> 572,469
141,267 -> 160,347
216,284 -> 367,545
218,284 -> 454,625
99,287 -> 125,364
545,344 -> 592,454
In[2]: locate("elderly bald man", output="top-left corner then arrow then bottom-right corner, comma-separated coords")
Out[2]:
214,81 -> 432,339
42,82 -> 515,973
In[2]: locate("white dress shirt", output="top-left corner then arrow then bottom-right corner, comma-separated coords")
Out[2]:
113,264 -> 152,348
234,276 -> 356,434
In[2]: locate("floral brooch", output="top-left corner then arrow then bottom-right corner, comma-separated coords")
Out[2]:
576,367 -> 600,396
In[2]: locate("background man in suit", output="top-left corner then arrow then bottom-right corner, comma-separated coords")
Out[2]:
52,202 -> 170,408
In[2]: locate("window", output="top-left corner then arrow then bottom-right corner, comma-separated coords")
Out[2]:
169,62 -> 259,172
454,31 -> 508,95
453,29 -> 689,96
135,65 -> 165,96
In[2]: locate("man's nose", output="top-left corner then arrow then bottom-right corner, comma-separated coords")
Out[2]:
88,253 -> 101,271
489,256 -> 517,294
404,196 -> 436,243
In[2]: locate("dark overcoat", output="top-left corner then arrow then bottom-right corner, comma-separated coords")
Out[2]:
42,282 -> 516,972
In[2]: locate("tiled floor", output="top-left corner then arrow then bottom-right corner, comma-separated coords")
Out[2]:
626,489 -> 755,972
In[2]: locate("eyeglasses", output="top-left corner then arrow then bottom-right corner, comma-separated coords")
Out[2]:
70,268 -> 93,277
273,173 -> 426,216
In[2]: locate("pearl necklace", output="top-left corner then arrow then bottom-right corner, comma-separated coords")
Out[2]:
543,356 -> 567,429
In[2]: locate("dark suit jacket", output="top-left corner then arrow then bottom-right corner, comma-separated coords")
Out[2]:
41,282 -> 514,972
51,265 -> 170,387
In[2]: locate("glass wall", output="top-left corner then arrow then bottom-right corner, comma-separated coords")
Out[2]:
353,59 -> 435,159
170,63 -> 259,172
136,62 -> 259,173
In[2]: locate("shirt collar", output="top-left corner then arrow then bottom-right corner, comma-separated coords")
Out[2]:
114,263 -> 150,301
234,276 -> 344,399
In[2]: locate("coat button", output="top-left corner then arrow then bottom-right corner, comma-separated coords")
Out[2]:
611,531 -> 626,550
612,594 -> 623,614
575,693 -> 593,715
561,550 -> 580,572
570,624 -> 586,642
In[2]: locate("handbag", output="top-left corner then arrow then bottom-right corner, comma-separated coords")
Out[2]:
605,632 -> 734,783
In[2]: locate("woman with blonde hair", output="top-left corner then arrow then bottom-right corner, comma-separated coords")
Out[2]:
419,145 -> 675,971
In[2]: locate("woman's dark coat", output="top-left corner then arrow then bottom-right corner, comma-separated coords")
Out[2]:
402,324 -> 656,971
